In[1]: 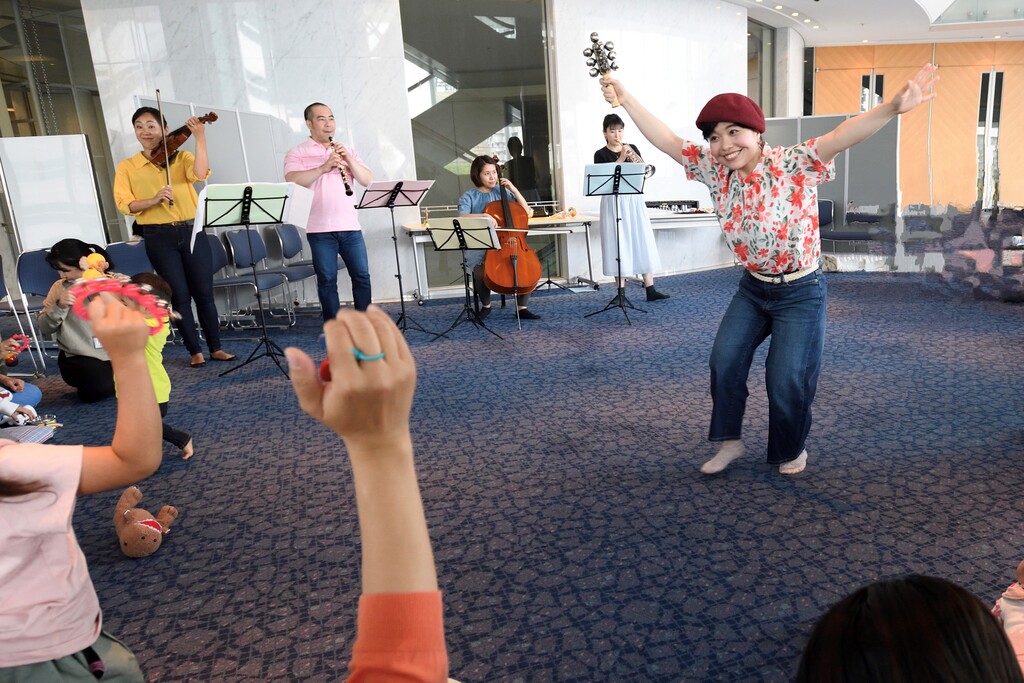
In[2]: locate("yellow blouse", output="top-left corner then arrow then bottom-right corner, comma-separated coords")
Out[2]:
113,150 -> 211,224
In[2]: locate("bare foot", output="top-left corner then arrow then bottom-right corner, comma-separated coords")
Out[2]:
190,353 -> 206,368
182,438 -> 194,460
210,349 -> 237,362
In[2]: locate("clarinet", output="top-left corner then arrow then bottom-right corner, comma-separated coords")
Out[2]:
622,143 -> 656,179
328,136 -> 354,196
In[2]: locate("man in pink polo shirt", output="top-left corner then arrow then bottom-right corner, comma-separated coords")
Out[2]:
284,102 -> 374,319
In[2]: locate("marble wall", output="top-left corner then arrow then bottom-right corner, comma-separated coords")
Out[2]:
80,0 -> 749,299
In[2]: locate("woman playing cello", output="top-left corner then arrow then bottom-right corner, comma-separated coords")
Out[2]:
457,155 -> 541,320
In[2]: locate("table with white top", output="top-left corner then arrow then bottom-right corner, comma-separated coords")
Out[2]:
402,213 -> 600,302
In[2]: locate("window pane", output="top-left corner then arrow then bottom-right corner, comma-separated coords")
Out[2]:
399,0 -> 552,208
747,20 -> 774,115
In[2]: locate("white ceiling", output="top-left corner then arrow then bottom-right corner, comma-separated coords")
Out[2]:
742,0 -> 1024,46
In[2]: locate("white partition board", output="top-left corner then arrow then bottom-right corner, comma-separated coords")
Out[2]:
0,134 -> 106,251
138,98 -> 279,187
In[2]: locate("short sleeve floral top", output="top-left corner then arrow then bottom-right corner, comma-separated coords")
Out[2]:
681,138 -> 835,275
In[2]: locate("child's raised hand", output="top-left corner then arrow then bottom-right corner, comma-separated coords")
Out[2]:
87,293 -> 149,359
286,305 -> 416,451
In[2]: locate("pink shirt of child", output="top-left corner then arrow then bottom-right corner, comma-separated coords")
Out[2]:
0,443 -> 101,667
283,137 -> 365,234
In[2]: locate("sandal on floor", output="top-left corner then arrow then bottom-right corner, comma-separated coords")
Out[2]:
190,360 -> 207,368
210,353 -> 237,362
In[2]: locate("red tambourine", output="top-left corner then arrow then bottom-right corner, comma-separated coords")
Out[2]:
69,277 -> 173,335
7,334 -> 29,353
3,333 -> 30,367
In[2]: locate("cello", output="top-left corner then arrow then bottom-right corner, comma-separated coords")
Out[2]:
482,157 -> 542,299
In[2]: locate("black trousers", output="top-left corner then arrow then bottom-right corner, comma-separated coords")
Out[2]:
159,402 -> 190,450
57,351 -> 114,403
472,264 -> 532,308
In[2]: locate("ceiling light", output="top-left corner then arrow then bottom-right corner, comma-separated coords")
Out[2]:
791,11 -> 799,16
804,18 -> 811,22
775,4 -> 783,9
862,39 -> 869,43
813,25 -> 819,29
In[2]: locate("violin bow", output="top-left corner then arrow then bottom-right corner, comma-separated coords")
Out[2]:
154,89 -> 175,207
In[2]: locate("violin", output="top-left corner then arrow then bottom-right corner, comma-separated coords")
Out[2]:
149,112 -> 218,168
482,156 -> 542,297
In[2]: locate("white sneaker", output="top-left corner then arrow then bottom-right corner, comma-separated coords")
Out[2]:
779,450 -> 808,475
701,441 -> 745,474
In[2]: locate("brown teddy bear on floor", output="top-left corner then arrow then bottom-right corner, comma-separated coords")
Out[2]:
114,486 -> 178,558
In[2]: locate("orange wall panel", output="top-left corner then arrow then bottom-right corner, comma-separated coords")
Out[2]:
815,46 -> 874,70
995,41 -> 1024,65
935,42 -> 996,67
996,65 -> 1024,206
930,66 -> 984,208
874,44 -> 932,68
878,66 -> 931,206
813,69 -> 862,115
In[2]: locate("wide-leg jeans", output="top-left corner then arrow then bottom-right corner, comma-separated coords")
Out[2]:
708,269 -> 827,464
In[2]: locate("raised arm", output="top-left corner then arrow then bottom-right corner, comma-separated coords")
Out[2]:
600,77 -> 686,164
188,116 -> 210,180
816,63 -> 938,165
286,306 -> 436,594
77,295 -> 162,495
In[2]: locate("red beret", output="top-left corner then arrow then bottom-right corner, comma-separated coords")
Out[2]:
696,93 -> 766,134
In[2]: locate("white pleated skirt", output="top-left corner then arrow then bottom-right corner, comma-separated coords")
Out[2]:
598,194 -> 662,276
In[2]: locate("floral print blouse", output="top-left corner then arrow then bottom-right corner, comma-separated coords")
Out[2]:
680,138 -> 835,275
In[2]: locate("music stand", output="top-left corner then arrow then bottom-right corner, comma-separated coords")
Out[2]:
428,217 -> 503,340
583,162 -> 647,325
198,182 -> 312,378
357,180 -> 444,340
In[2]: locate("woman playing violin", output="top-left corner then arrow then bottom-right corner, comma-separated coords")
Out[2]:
457,155 -> 540,320
113,107 -> 235,368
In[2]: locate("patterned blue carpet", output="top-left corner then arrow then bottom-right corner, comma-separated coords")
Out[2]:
12,266 -> 1024,682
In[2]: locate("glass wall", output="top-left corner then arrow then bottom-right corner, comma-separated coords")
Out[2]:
747,19 -> 774,116
0,0 -> 115,242
399,0 -> 559,292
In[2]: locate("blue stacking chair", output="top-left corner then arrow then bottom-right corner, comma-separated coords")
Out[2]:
225,229 -> 310,325
208,232 -> 287,328
15,248 -> 60,365
105,240 -> 153,276
0,253 -> 44,373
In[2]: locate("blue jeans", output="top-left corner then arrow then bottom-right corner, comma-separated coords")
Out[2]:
708,269 -> 827,464
307,231 -> 371,319
11,381 -> 42,408
141,223 -> 223,356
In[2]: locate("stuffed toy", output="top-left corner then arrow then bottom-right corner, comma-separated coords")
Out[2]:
79,251 -> 109,279
114,486 -> 179,558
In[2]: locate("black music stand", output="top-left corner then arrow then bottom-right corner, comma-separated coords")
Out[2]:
199,183 -> 308,378
583,162 -> 647,325
428,217 -> 503,340
357,180 -> 444,340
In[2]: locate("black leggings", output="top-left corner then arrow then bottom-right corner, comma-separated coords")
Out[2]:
472,264 -> 532,308
159,403 -> 191,450
57,352 -> 114,403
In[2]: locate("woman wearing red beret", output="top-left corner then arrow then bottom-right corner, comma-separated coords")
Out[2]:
600,64 -> 937,475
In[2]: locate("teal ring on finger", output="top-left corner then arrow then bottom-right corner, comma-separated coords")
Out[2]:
351,347 -> 385,362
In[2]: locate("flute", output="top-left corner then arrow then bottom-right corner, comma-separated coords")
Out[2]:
328,136 -> 354,196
